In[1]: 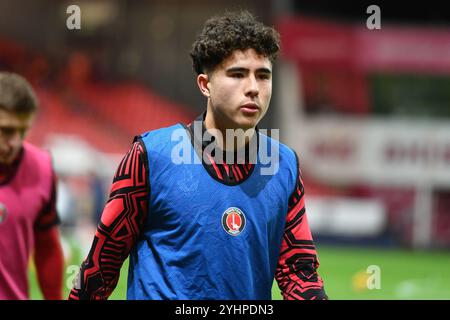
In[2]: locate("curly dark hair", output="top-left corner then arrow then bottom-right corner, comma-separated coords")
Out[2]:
190,10 -> 281,75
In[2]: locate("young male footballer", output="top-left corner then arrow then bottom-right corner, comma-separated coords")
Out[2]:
69,10 -> 327,300
0,72 -> 64,300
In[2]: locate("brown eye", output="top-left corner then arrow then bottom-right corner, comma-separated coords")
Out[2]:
231,73 -> 244,78
258,73 -> 271,80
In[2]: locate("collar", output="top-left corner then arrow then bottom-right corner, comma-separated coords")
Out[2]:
187,111 -> 258,165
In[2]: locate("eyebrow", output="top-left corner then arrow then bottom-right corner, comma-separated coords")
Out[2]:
226,67 -> 272,74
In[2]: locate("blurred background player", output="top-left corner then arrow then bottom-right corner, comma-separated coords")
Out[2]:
69,10 -> 326,300
0,72 -> 64,300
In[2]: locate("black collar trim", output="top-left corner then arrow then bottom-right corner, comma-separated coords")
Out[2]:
184,112 -> 257,186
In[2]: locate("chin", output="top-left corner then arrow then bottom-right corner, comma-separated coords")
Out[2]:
0,153 -> 17,165
0,159 -> 10,166
238,117 -> 260,130
234,112 -> 255,124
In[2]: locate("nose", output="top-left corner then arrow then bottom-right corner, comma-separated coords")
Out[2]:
245,75 -> 259,98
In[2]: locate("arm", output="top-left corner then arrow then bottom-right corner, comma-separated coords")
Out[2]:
33,171 -> 64,300
275,161 -> 327,300
68,140 -> 149,300
34,227 -> 64,300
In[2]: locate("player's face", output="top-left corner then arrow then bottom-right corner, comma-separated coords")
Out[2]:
201,48 -> 272,131
0,108 -> 34,165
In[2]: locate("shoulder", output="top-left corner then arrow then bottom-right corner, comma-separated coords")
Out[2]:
21,142 -> 55,195
140,123 -> 185,141
257,131 -> 298,166
139,123 -> 188,153
23,141 -> 50,160
22,142 -> 53,171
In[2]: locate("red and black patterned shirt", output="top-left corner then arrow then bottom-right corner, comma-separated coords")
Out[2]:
69,115 -> 327,300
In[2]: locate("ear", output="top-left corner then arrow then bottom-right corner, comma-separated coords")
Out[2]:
197,73 -> 210,98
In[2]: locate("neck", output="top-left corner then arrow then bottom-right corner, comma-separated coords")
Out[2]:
204,108 -> 256,152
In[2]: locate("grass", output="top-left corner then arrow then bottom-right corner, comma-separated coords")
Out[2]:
316,245 -> 450,300
29,242 -> 450,300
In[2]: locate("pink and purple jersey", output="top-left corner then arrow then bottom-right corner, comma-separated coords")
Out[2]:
0,142 -> 58,300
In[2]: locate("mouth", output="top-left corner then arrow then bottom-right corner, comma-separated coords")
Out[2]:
240,103 -> 260,114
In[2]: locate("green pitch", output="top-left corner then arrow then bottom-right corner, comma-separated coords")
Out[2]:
29,243 -> 450,300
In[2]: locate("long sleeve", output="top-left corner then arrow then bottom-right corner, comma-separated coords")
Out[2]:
68,140 -> 149,300
34,170 -> 64,300
275,161 -> 327,300
34,227 -> 64,299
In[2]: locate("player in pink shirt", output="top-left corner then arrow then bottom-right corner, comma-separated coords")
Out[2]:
0,72 -> 64,300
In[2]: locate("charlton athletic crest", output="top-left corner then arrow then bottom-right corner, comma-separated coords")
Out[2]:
0,203 -> 7,224
222,207 -> 246,236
